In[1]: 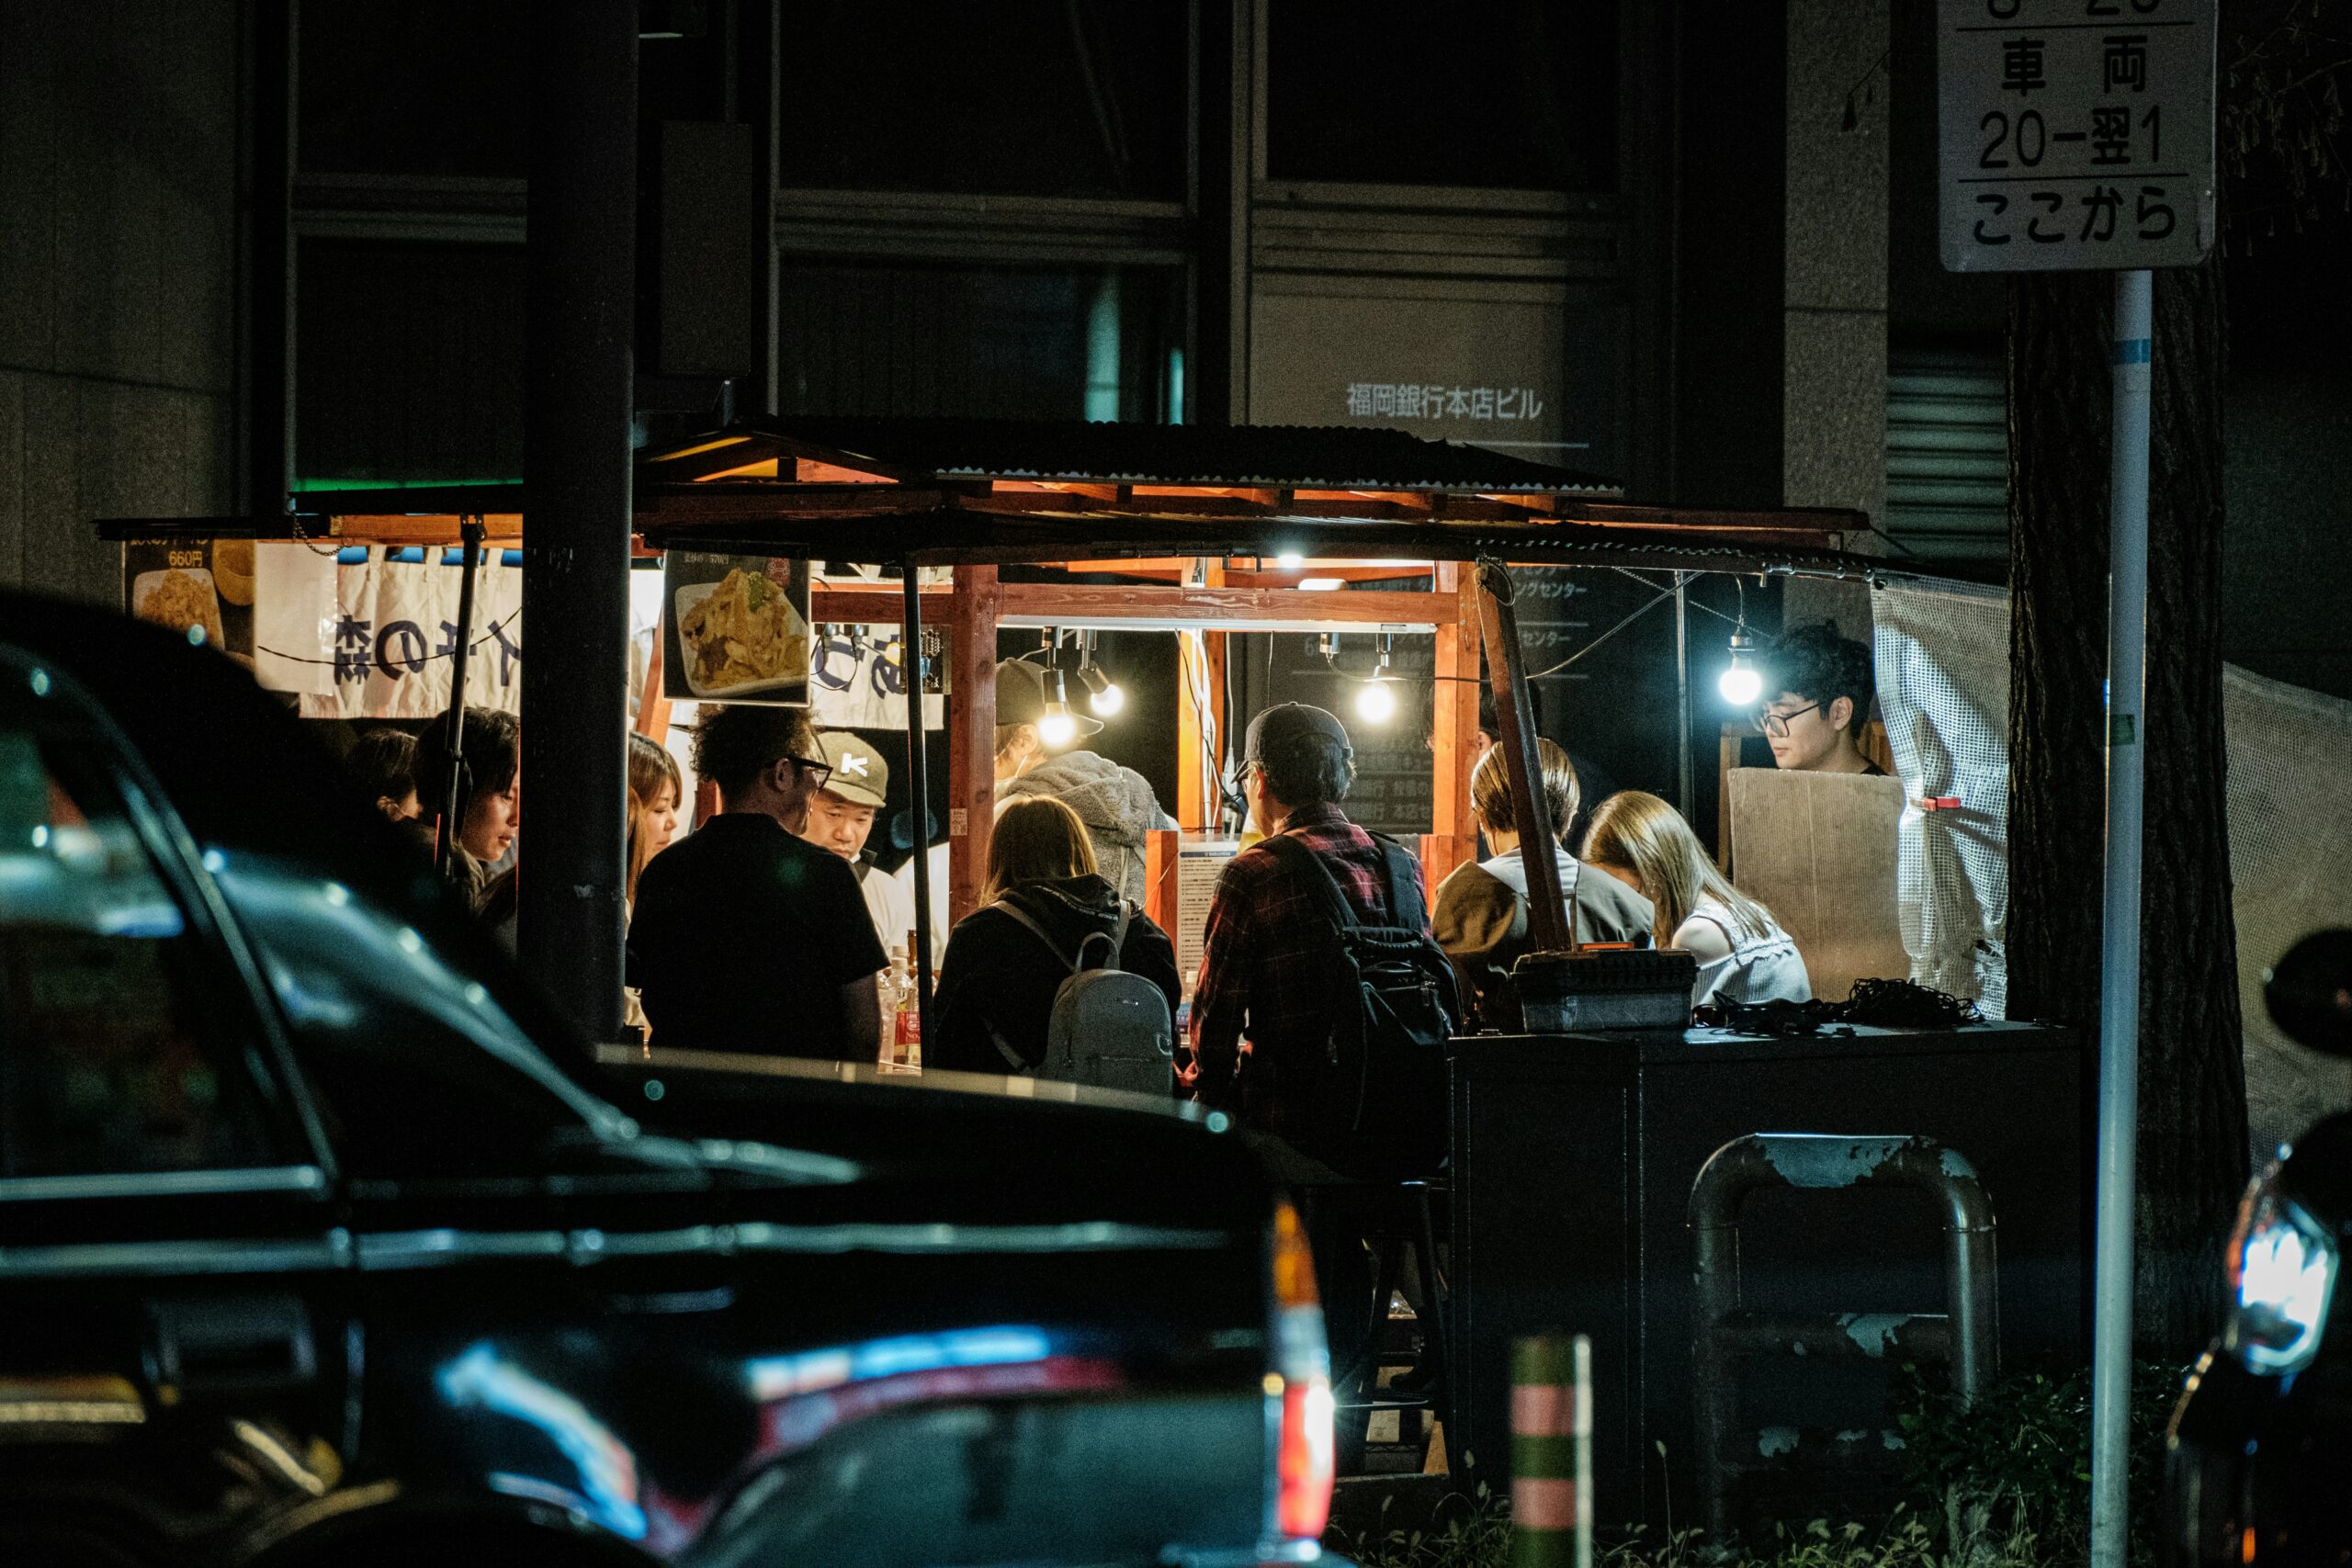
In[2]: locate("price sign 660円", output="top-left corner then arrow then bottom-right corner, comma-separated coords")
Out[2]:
1938,0 -> 2214,272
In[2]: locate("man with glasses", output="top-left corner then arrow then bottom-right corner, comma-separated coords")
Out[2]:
1756,622 -> 1887,777
628,704 -> 887,1058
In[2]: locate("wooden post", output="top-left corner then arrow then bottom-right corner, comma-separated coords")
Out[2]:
1174,559 -> 1229,831
1428,559 -> 1482,889
947,565 -> 1001,930
634,615 -> 672,739
1476,560 -> 1573,954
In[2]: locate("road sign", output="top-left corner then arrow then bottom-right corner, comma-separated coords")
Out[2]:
1938,0 -> 2214,272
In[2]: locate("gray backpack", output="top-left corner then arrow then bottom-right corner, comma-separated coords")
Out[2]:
989,897 -> 1175,1096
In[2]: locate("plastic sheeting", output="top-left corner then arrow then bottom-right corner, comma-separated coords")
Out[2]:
1868,579 -> 2352,1162
1871,580 -> 2013,1018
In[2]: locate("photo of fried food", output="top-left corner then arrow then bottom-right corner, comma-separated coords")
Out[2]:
133,569 -> 225,649
211,538 -> 255,605
677,567 -> 808,693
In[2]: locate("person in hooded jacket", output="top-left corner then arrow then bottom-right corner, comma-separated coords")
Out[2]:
1432,738 -> 1655,1030
929,795 -> 1182,1075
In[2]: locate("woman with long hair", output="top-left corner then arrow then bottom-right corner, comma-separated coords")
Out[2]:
930,795 -> 1181,1074
626,731 -> 683,910
1582,790 -> 1812,1007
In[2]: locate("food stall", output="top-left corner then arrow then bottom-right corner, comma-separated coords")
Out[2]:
96,418 -> 2086,1529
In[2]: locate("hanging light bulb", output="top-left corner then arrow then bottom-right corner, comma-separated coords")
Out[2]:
1275,551 -> 1305,570
1354,633 -> 1396,724
1039,667 -> 1078,747
1719,629 -> 1764,706
1079,662 -> 1125,716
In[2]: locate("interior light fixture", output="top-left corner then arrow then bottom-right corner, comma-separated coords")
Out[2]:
1275,552 -> 1306,570
1298,578 -> 1345,592
1719,629 -> 1764,707
1039,667 -> 1078,748
1355,635 -> 1397,724
1079,631 -> 1125,716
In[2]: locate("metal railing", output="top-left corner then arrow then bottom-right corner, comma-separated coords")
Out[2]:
1690,1134 -> 1999,1541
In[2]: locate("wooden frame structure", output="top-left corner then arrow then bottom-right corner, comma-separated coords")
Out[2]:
98,416 -> 1877,1011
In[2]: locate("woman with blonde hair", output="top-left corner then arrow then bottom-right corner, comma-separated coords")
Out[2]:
1582,790 -> 1812,1008
931,795 -> 1182,1074
1433,739 -> 1656,1028
625,732 -> 684,910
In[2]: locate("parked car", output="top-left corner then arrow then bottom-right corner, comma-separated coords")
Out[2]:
0,589 -> 1330,1568
2166,928 -> 2352,1568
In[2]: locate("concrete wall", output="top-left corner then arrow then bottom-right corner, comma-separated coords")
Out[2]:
1781,0 -> 1888,637
0,0 -> 241,606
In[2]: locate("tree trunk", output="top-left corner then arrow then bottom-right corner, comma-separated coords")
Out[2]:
2005,262 -> 2248,1360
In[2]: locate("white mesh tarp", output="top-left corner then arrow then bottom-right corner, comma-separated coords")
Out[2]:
1871,580 -> 2013,1017
1868,580 -> 2352,1162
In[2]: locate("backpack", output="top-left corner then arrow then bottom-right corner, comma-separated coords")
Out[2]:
1258,832 -> 1461,1178
988,896 -> 1176,1096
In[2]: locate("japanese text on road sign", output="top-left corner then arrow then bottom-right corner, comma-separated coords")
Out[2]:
1938,0 -> 2214,273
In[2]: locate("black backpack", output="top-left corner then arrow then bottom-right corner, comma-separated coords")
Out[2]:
1258,832 -> 1461,1177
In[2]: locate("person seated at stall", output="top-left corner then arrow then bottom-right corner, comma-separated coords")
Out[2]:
1433,739 -> 1656,1029
798,729 -> 918,953
893,658 -> 1175,948
1583,790 -> 1812,1009
347,727 -> 420,822
1758,621 -> 1885,776
928,796 -> 1181,1075
405,707 -> 522,942
629,705 -> 885,1059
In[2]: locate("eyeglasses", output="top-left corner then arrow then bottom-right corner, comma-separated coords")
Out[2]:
782,754 -> 833,792
1225,760 -> 1261,801
1754,701 -> 1823,739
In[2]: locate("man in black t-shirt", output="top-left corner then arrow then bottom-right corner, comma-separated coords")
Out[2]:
1758,621 -> 1889,777
628,705 -> 888,1059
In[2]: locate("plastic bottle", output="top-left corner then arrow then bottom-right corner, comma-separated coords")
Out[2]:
893,931 -> 922,1070
881,947 -> 910,1067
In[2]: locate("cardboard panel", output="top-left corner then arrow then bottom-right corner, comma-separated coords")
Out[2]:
1726,768 -> 1908,1000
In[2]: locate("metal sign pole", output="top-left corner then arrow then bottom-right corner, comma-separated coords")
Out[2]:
2089,266 -> 2152,1568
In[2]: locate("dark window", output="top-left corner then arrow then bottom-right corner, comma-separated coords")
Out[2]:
298,0 -> 530,178
780,263 -> 1185,423
777,1 -> 1188,198
212,851 -> 608,1180
1267,1 -> 1619,192
295,240 -> 527,485
0,675 -> 278,1179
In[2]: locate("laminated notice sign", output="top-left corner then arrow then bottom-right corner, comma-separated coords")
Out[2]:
1176,839 -> 1240,990
1725,770 -> 1910,1003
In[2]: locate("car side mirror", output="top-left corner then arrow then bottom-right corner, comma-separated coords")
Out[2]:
2267,930 -> 2352,1057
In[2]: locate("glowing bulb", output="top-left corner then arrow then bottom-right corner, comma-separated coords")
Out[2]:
1719,629 -> 1763,706
1355,680 -> 1396,724
1275,552 -> 1305,570
1088,682 -> 1125,717
1039,703 -> 1078,747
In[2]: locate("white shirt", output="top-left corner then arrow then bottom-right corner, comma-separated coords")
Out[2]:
891,844 -> 951,960
1678,895 -> 1813,1008
857,859 -> 920,956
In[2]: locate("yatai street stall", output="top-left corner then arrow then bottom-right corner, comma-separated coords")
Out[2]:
99,418 -> 2087,1529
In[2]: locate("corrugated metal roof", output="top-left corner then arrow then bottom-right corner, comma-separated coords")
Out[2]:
700,416 -> 1621,493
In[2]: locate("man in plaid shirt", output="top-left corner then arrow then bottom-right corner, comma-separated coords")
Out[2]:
1185,703 -> 1434,1142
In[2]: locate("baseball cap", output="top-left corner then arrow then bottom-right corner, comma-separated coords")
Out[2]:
815,731 -> 889,807
994,659 -> 1103,738
1244,702 -> 1352,765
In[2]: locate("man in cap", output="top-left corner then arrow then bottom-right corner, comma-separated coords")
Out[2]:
799,729 -> 919,953
1187,702 -> 1438,1130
